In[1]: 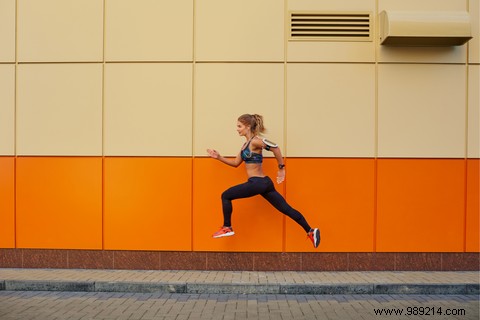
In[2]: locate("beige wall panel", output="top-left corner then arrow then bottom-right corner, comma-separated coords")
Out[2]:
0,65 -> 15,155
469,65 -> 479,158
17,64 -> 102,156
378,45 -> 467,65
104,63 -> 192,156
378,0 -> 468,63
195,0 -> 284,61
286,64 -> 375,157
469,0 -> 479,63
379,0 -> 466,11
17,0 -> 103,62
0,0 -> 15,62
105,0 -> 193,62
194,64 -> 284,156
290,0 -> 374,11
288,0 -> 375,62
288,43 -> 375,63
378,64 -> 466,158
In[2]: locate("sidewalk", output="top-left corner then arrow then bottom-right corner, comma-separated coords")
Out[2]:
0,269 -> 478,295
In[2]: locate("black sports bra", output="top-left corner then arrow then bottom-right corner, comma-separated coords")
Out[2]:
241,138 -> 263,164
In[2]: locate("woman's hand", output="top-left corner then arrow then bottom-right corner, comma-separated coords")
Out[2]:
207,149 -> 243,167
276,169 -> 285,184
207,149 -> 220,159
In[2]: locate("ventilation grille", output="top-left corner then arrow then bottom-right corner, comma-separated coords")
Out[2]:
290,12 -> 372,42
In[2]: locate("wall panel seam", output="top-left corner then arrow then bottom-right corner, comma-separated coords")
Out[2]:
101,0 -> 106,250
191,0 -> 196,251
14,0 -> 18,248
282,0 -> 287,252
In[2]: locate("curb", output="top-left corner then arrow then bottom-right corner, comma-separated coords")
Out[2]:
4,280 -> 95,292
95,282 -> 186,294
1,280 -> 478,295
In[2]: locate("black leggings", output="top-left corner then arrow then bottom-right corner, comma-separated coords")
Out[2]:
221,176 -> 311,233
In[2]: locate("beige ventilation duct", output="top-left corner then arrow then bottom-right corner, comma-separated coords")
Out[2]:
379,11 -> 472,46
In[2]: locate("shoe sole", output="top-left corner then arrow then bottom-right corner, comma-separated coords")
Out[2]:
313,229 -> 320,248
213,231 -> 235,238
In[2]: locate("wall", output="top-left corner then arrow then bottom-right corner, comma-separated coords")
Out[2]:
0,0 -> 478,269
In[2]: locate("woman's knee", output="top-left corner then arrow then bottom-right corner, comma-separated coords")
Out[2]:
221,190 -> 232,201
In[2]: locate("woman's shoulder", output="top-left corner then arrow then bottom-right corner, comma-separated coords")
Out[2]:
251,136 -> 266,147
254,136 -> 279,150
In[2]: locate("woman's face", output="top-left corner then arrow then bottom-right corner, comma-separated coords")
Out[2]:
236,121 -> 250,137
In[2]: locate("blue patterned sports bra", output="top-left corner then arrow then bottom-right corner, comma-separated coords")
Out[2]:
241,138 -> 263,164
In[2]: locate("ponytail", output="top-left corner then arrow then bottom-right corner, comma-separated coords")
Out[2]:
238,114 -> 266,136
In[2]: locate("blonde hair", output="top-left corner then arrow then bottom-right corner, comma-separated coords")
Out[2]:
238,114 -> 266,136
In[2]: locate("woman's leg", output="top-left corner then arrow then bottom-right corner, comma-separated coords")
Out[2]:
221,178 -> 266,227
260,177 -> 311,233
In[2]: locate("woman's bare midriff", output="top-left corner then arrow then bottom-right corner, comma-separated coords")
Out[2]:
245,163 -> 265,178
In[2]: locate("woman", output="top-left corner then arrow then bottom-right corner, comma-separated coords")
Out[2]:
207,114 -> 320,248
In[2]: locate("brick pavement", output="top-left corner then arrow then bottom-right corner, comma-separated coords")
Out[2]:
0,291 -> 478,320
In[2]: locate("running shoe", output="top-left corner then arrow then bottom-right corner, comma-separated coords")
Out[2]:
212,226 -> 235,238
307,228 -> 320,248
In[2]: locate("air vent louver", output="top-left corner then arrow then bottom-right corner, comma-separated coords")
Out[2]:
290,12 -> 372,42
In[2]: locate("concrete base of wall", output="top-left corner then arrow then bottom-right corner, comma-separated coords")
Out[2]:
0,249 -> 478,271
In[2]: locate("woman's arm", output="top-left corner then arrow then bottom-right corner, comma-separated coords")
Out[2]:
270,147 -> 286,184
207,149 -> 243,167
253,138 -> 286,184
270,146 -> 285,167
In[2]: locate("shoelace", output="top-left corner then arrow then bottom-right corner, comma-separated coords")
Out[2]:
216,227 -> 231,235
306,232 -> 313,241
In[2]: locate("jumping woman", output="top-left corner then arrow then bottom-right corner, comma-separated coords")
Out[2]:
207,114 -> 320,248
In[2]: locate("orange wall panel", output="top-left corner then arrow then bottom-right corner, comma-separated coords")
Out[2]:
16,157 -> 102,249
104,157 -> 192,251
9,157 -> 475,253
0,157 -> 15,248
285,159 -> 375,252
193,158 -> 284,252
466,159 -> 479,252
377,159 -> 465,252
